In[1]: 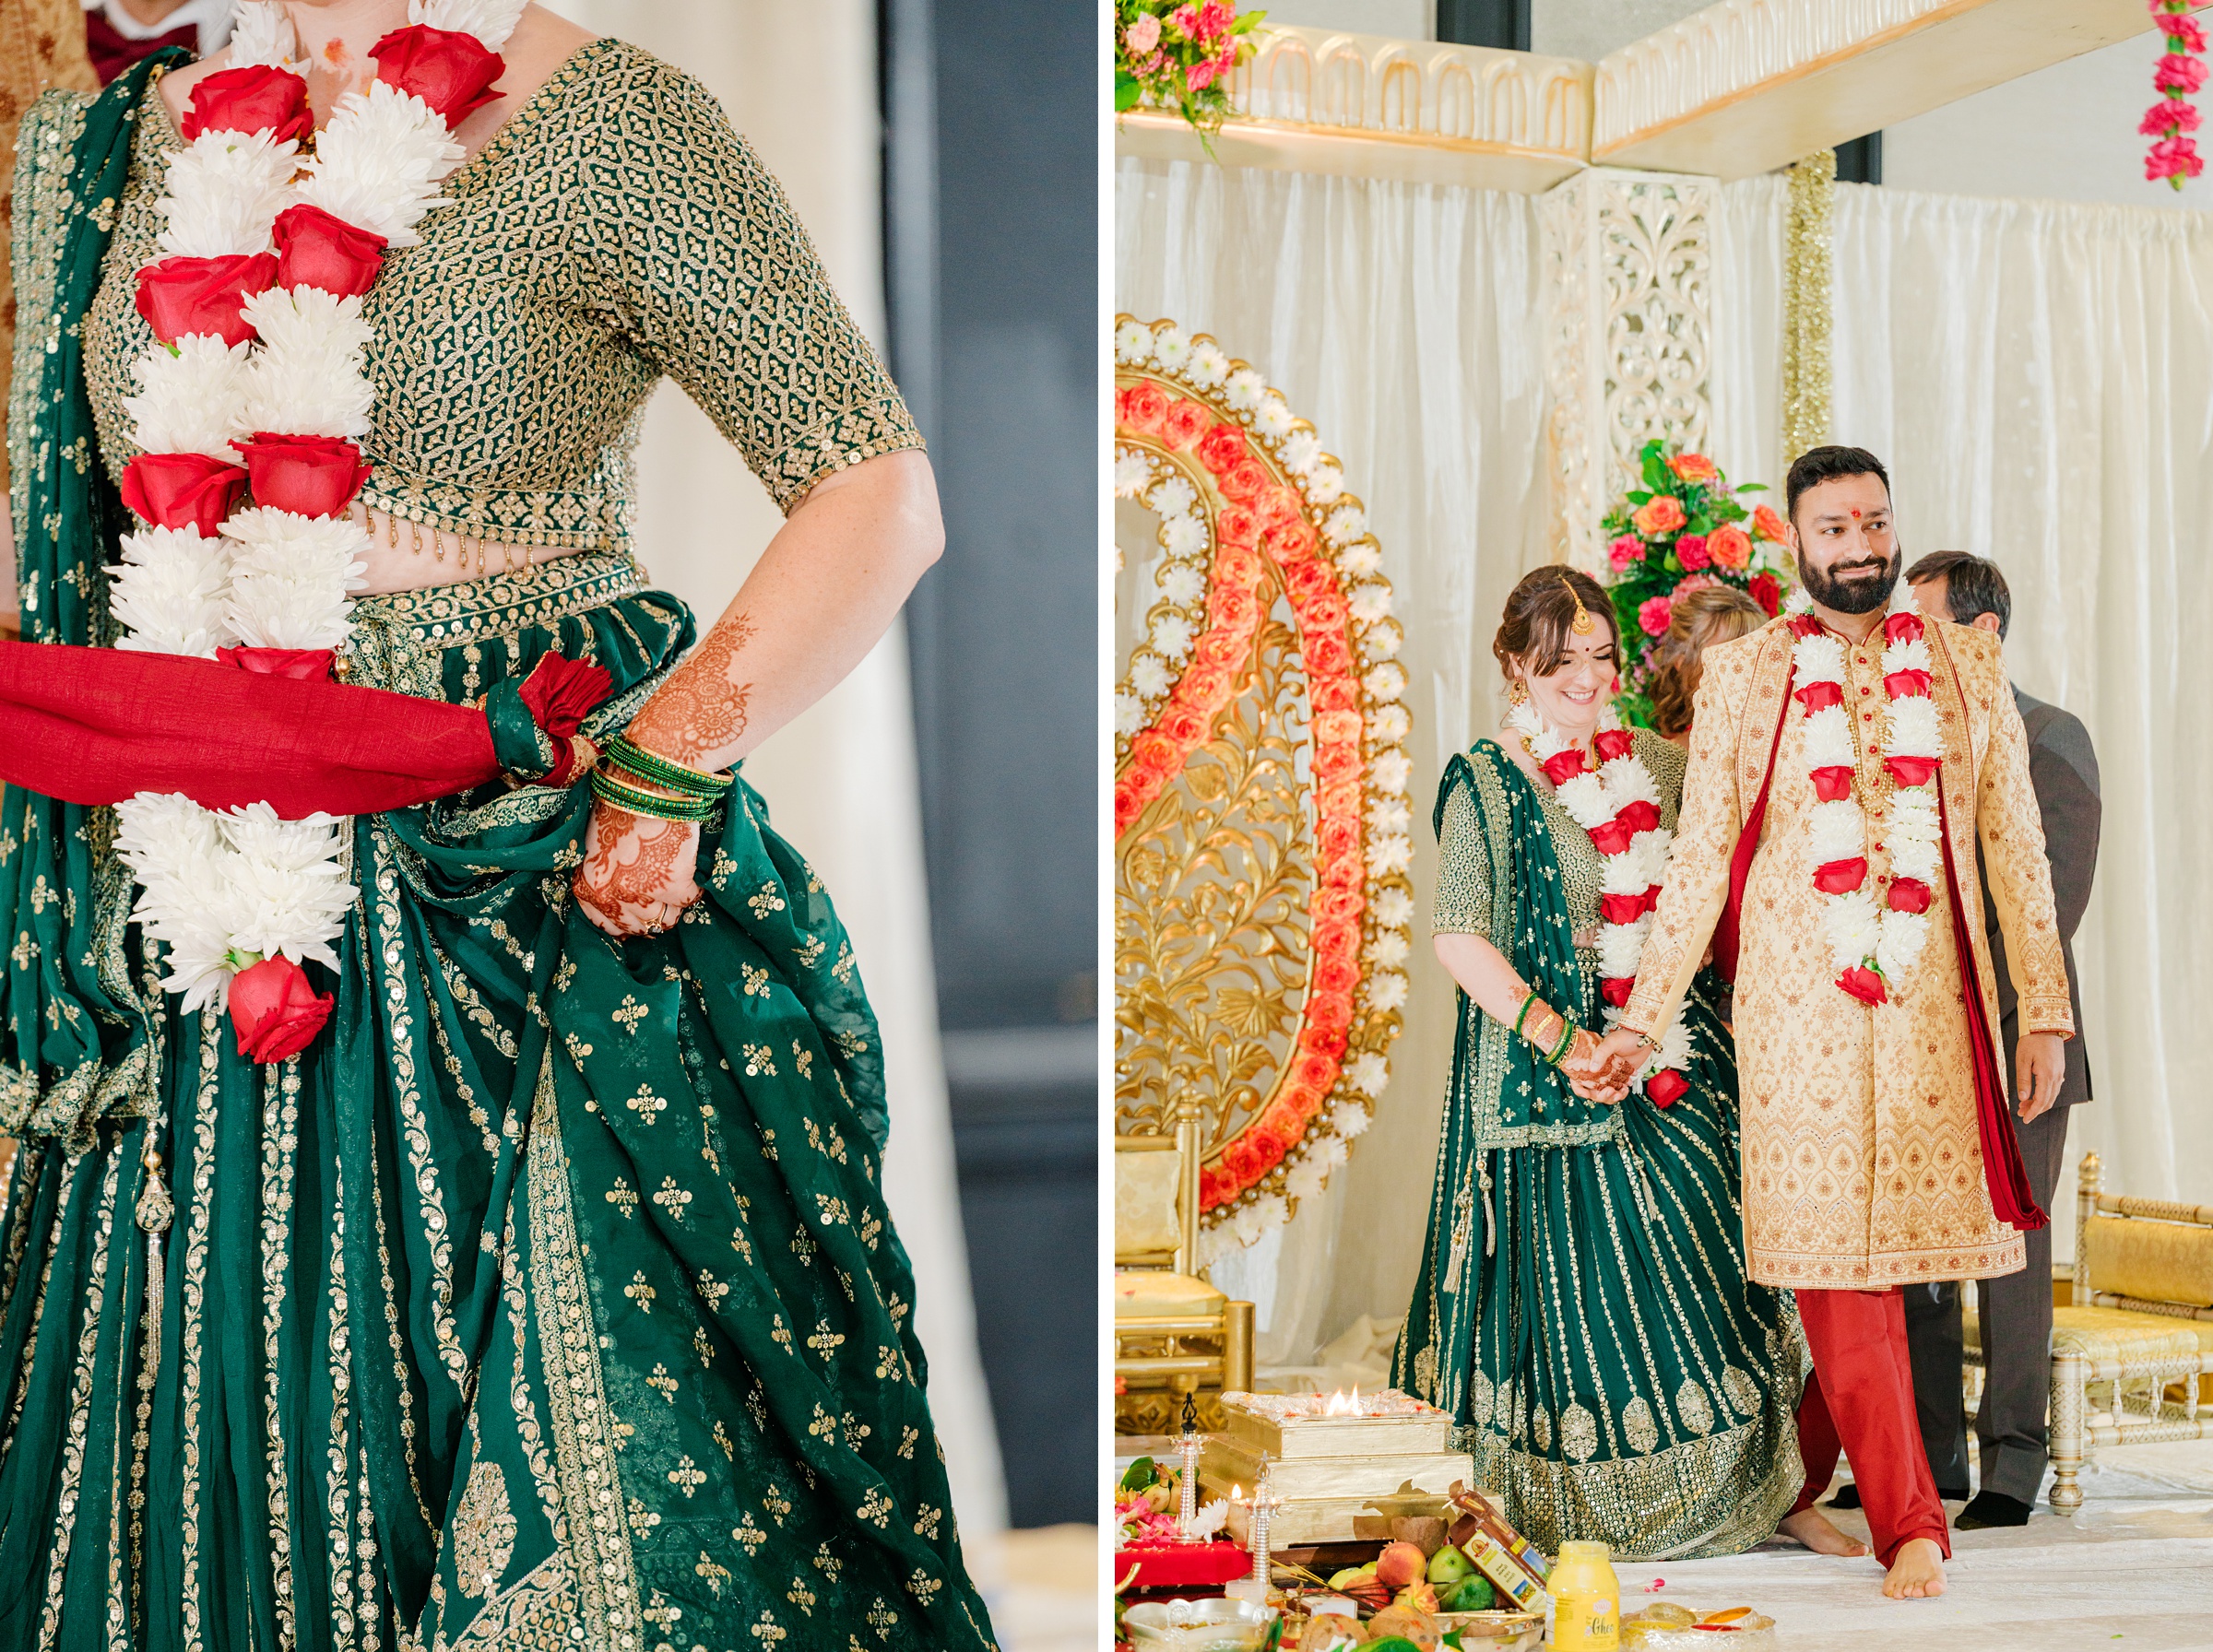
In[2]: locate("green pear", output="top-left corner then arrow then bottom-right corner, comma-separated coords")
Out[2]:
1426,1546 -> 1473,1586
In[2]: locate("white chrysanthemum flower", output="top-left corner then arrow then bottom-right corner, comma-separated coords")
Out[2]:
1874,909 -> 1930,982
1645,1016 -> 1695,1080
1149,475 -> 1196,518
1347,583 -> 1393,626
1324,504 -> 1367,548
1279,431 -> 1321,474
1113,320 -> 1153,364
1599,849 -> 1651,896
1887,694 -> 1943,758
1114,692 -> 1143,737
1150,326 -> 1191,372
1363,617 -> 1402,659
1304,462 -> 1344,505
1367,796 -> 1411,837
1597,925 -> 1648,980
1253,395 -> 1294,440
1158,513 -> 1207,559
1187,343 -> 1231,386
219,807 -> 356,968
123,336 -> 254,458
1881,634 -> 1932,676
1157,562 -> 1204,606
1150,615 -> 1195,661
411,0 -> 529,48
1364,930 -> 1410,969
1128,653 -> 1172,699
1370,750 -> 1413,796
1792,631 -> 1846,683
1225,368 -> 1265,411
109,528 -> 236,656
223,506 -> 369,648
114,792 -> 247,1009
155,131 -> 300,258
1367,834 -> 1414,878
1362,660 -> 1405,703
227,0 -> 303,69
1369,704 -> 1410,743
1822,887 -> 1883,964
1112,451 -> 1153,498
1284,1147 -> 1332,1206
239,287 -> 374,437
1608,759 -> 1660,810
1554,772 -> 1608,827
295,79 -> 463,247
1808,798 -> 1867,865
1803,703 -> 1856,769
1784,585 -> 1815,617
1365,970 -> 1409,1012
1345,1053 -> 1390,1098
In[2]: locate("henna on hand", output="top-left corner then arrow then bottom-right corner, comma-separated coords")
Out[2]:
627,610 -> 757,768
574,797 -> 704,938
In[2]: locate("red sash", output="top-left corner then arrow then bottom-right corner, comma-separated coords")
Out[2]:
1710,629 -> 2044,1232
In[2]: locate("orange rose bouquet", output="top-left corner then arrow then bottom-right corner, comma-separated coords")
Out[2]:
1601,438 -> 1794,726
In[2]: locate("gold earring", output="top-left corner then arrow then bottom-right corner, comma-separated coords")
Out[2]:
1509,678 -> 1530,706
1562,573 -> 1595,635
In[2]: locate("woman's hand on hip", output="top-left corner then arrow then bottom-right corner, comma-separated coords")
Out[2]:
574,800 -> 704,938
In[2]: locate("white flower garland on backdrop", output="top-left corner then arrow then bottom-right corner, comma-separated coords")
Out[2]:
1504,700 -> 1694,1102
112,0 -> 527,1014
1783,582 -> 1944,1006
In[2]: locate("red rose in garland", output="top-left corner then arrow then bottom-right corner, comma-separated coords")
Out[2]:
372,25 -> 507,125
181,65 -> 313,144
229,956 -> 336,1065
121,452 -> 249,536
237,432 -> 374,517
272,204 -> 389,300
136,254 -> 279,346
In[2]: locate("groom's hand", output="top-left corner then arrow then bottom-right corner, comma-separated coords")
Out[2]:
2017,1032 -> 2066,1123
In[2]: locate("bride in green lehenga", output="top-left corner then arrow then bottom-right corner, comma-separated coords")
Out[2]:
1392,567 -> 1860,1564
1,5 -> 995,1648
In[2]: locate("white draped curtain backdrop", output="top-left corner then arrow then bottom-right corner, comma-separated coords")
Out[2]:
1117,152 -> 2213,1370
544,0 -> 1006,1538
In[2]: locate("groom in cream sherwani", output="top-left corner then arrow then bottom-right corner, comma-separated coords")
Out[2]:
1587,446 -> 2073,1601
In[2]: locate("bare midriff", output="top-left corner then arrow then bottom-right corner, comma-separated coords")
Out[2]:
345,501 -> 593,595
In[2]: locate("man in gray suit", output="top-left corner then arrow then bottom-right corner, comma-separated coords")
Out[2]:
1894,550 -> 2101,1527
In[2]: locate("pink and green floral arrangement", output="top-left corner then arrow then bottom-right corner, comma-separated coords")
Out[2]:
1602,439 -> 1793,726
1114,1 -> 1266,137
2144,0 -> 2207,189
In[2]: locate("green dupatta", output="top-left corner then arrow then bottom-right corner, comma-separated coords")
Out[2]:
2,53 -> 189,1146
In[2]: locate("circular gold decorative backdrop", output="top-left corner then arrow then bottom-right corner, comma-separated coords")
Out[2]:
1113,315 -> 1411,1248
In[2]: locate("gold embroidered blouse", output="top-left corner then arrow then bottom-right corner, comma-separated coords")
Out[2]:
79,37 -> 921,555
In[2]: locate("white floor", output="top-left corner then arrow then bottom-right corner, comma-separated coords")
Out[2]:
975,1523 -> 1099,1652
1614,1440 -> 2213,1651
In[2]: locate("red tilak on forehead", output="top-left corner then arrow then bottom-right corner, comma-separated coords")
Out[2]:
1850,508 -> 1862,518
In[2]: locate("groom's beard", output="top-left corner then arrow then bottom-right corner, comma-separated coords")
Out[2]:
1796,545 -> 1900,615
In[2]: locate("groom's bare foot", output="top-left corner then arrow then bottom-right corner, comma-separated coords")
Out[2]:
1881,1538 -> 1947,1599
1778,1506 -> 1871,1557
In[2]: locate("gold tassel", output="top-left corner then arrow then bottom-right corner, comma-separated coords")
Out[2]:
136,1150 -> 173,1371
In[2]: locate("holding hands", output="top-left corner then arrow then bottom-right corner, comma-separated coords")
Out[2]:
1565,1025 -> 1648,1105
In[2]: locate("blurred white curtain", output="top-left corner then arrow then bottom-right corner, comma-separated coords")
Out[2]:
540,0 -> 1006,1537
1115,155 -> 1550,1366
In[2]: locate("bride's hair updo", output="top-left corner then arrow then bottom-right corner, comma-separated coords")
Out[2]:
1493,563 -> 1618,680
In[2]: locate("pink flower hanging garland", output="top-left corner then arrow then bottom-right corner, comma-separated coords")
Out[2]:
2143,0 -> 2207,188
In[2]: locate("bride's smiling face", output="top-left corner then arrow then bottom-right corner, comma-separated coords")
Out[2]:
1514,628 -> 1618,741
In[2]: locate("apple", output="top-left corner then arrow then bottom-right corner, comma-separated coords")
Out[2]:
1426,1545 -> 1473,1586
1374,1540 -> 1427,1590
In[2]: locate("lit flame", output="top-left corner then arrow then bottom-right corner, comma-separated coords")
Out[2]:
1322,1386 -> 1361,1417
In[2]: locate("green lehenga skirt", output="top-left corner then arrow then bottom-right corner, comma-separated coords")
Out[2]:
0,555 -> 998,1652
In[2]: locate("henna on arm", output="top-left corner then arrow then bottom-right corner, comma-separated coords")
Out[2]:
625,611 -> 758,769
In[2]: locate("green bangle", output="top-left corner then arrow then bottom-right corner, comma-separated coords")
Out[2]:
590,765 -> 717,822
1511,991 -> 1539,1038
604,735 -> 734,798
1545,1014 -> 1580,1068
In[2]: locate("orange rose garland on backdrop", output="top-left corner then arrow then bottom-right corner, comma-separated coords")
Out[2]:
1114,315 -> 1410,1256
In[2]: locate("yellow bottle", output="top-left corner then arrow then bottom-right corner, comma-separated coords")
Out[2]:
1548,1540 -> 1620,1652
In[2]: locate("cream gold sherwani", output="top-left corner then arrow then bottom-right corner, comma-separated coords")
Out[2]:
1621,617 -> 2074,1289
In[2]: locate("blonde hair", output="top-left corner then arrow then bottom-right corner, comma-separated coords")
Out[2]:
1647,585 -> 1767,738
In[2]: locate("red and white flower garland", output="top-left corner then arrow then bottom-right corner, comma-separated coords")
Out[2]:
1783,583 -> 1943,1007
1505,701 -> 1693,1105
112,0 -> 522,1057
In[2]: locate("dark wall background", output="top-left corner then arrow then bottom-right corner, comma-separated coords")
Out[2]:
881,0 -> 1097,1528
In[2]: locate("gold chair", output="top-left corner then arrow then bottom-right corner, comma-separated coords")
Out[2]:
1967,1152 -> 2213,1512
1113,1097 -> 1254,1435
